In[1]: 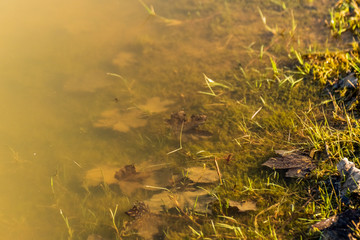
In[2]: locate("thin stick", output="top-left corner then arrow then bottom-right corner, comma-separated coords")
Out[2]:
251,107 -> 262,120
167,121 -> 184,155
254,202 -> 280,231
144,185 -> 171,192
170,194 -> 201,227
214,158 -> 222,185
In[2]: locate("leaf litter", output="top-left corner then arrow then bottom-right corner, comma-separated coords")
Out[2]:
144,187 -> 214,214
93,108 -> 147,132
93,97 -> 173,132
85,162 -> 258,239
262,150 -> 316,178
84,163 -> 174,195
137,97 -> 174,114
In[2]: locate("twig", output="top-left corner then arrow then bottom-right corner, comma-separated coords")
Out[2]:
170,194 -> 201,227
214,158 -> 223,185
254,202 -> 281,231
109,205 -> 122,239
167,121 -> 184,155
251,107 -> 263,120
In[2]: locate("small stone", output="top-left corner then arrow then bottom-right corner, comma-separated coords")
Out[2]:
337,158 -> 360,196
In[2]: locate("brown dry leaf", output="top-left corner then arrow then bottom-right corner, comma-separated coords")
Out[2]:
262,150 -> 315,178
138,97 -> 174,114
93,108 -> 147,132
144,188 -> 213,214
227,200 -> 257,212
186,166 -> 219,183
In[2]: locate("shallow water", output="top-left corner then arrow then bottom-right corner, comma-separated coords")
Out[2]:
0,0 -> 336,239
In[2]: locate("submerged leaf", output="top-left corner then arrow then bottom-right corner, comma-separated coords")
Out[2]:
144,188 -> 214,214
138,97 -> 174,114
84,164 -> 172,195
186,166 -> 219,183
84,165 -> 119,186
84,165 -> 148,195
227,200 -> 257,212
112,51 -> 136,68
93,108 -> 147,132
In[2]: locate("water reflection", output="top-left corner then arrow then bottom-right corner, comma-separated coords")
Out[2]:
0,0 -> 333,239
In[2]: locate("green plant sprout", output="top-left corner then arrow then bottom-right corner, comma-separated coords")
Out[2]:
109,204 -> 122,240
258,8 -> 279,35
138,0 -> 182,26
198,74 -> 231,96
60,209 -> 74,240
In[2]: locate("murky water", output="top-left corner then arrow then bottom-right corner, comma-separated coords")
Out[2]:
0,0 -> 336,239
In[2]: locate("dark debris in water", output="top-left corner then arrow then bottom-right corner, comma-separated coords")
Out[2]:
262,150 -> 316,178
166,111 -> 212,140
125,209 -> 166,240
331,72 -> 358,90
166,111 -> 207,133
114,164 -> 137,181
311,209 -> 360,240
125,201 -> 150,219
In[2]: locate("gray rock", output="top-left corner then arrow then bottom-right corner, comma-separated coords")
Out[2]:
337,158 -> 360,196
